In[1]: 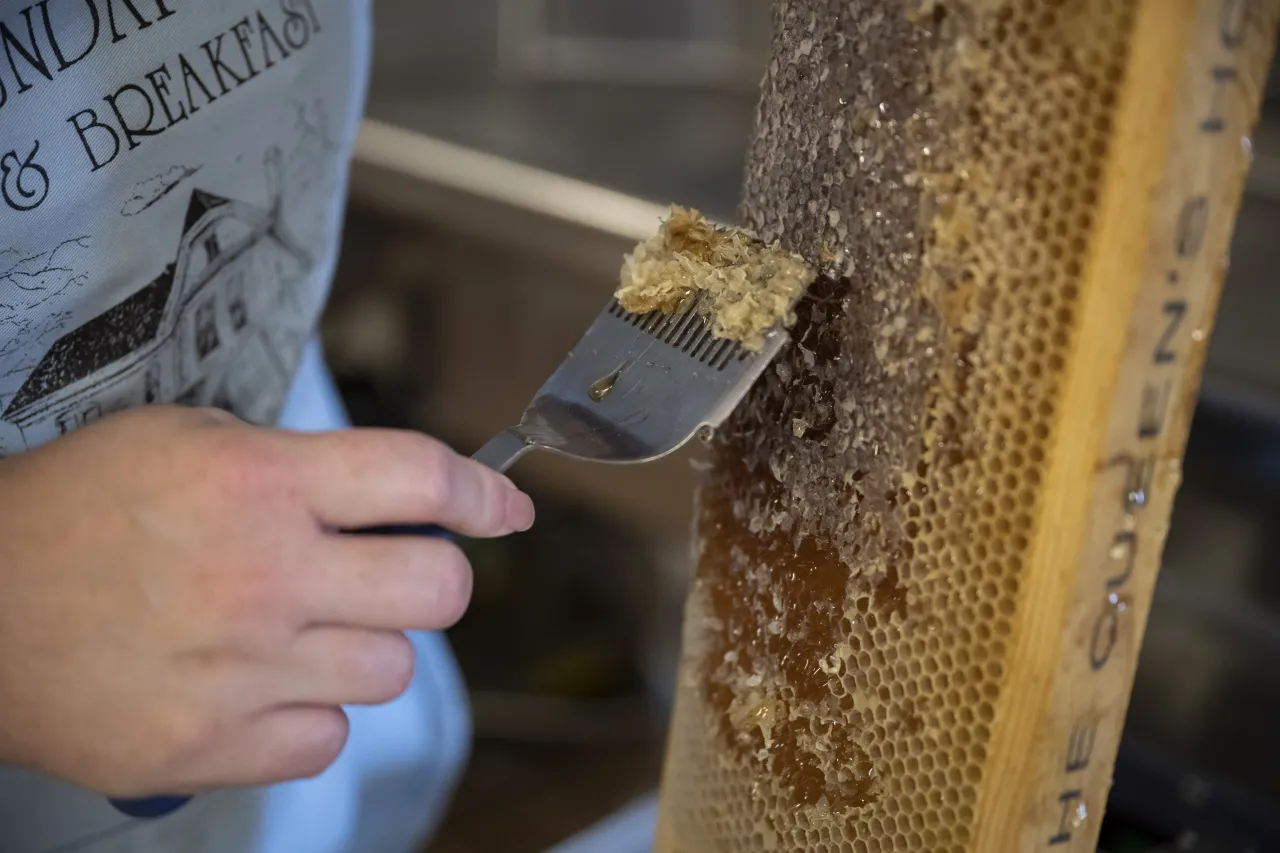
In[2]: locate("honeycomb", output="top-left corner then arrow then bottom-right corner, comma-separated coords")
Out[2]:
656,0 -> 1147,850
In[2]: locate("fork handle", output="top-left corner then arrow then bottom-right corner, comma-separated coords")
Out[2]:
363,431 -> 529,537
109,796 -> 193,819
471,428 -> 532,473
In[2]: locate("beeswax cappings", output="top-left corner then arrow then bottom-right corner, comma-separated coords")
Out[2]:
616,207 -> 816,351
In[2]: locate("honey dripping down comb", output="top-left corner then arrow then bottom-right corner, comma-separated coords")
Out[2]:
653,3 -> 1279,853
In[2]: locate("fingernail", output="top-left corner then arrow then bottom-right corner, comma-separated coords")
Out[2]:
506,490 -> 535,532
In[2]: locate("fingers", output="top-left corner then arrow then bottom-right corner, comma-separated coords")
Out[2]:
306,534 -> 473,632
192,705 -> 350,791
166,627 -> 415,792
285,429 -> 535,537
280,627 -> 417,707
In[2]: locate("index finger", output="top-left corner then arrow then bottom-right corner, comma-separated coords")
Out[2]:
283,428 -> 535,537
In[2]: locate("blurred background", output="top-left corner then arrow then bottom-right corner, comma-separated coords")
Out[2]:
323,3 -> 1280,851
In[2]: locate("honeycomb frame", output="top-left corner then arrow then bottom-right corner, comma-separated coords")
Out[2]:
655,1 -> 1279,851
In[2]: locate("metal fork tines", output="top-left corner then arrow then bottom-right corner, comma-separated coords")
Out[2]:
471,292 -> 789,473
608,293 -> 746,370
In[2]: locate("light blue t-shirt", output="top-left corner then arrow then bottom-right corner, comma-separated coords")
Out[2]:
0,0 -> 360,449
0,3 -> 471,851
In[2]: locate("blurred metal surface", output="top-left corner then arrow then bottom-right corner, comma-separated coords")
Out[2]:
495,0 -> 765,89
362,1 -> 761,221
1106,403 -> 1280,850
351,120 -> 663,277
1200,114 -> 1280,422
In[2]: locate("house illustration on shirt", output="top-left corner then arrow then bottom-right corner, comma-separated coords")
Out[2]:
1,147 -> 312,447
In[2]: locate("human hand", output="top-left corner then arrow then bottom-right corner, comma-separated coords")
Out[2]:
0,406 -> 532,797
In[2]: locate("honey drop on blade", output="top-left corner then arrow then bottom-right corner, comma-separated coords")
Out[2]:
589,369 -> 622,402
